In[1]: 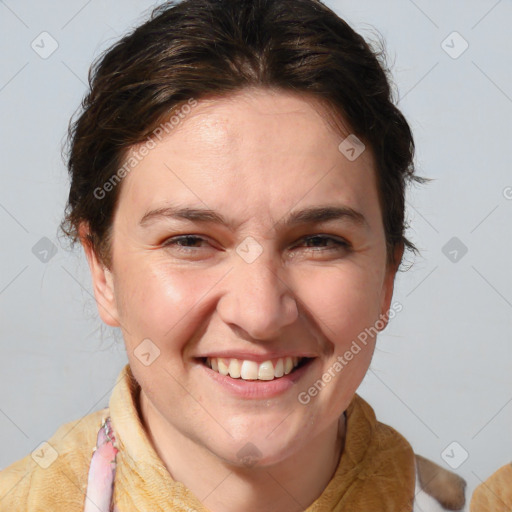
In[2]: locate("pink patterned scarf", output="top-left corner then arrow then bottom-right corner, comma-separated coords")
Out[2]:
83,418 -> 119,512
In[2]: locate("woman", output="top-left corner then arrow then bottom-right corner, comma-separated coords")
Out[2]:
0,0 -> 470,510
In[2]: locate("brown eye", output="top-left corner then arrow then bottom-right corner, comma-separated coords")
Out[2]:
297,235 -> 350,251
162,235 -> 209,250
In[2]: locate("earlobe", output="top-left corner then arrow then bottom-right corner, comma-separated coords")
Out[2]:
78,223 -> 120,328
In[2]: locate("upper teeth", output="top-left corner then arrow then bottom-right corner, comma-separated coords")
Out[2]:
206,357 -> 301,380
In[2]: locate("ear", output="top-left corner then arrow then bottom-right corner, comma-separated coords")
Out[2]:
78,222 -> 120,327
378,243 -> 404,330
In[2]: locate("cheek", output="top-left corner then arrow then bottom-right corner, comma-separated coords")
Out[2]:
114,253 -> 385,354
114,260 -> 210,345
298,265 -> 383,339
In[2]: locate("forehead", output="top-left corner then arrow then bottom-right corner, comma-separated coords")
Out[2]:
115,88 -> 381,230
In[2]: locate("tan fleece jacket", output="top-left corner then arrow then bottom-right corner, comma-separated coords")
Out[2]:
0,364 -> 473,511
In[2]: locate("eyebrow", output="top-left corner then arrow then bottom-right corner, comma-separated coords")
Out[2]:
139,204 -> 368,230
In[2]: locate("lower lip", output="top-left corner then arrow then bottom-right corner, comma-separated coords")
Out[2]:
198,358 -> 316,399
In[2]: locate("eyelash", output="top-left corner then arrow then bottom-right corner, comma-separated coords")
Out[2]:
161,234 -> 350,253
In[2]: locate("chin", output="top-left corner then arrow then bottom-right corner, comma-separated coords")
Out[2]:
204,428 -> 307,470
220,443 -> 297,470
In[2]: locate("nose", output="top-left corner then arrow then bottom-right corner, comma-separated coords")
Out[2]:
216,246 -> 299,341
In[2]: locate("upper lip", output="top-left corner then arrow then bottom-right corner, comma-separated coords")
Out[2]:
195,351 -> 317,363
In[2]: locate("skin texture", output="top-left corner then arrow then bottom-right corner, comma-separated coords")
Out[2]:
81,87 -> 403,512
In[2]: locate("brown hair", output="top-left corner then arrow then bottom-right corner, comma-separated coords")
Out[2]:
60,0 -> 427,270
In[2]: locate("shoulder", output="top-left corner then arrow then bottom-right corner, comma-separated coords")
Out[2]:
470,462 -> 512,511
0,407 -> 108,512
413,453 -> 467,511
349,395 -> 467,510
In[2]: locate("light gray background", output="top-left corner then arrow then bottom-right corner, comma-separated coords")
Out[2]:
1,0 -> 511,507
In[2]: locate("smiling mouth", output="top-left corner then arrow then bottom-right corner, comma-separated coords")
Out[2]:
202,356 -> 312,381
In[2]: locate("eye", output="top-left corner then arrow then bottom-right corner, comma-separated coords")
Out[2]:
295,235 -> 350,252
161,234 -> 351,257
162,235 -> 210,252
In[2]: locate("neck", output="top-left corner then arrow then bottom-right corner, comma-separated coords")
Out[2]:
139,391 -> 346,512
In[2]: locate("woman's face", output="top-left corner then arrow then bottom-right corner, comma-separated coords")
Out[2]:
84,88 -> 400,467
